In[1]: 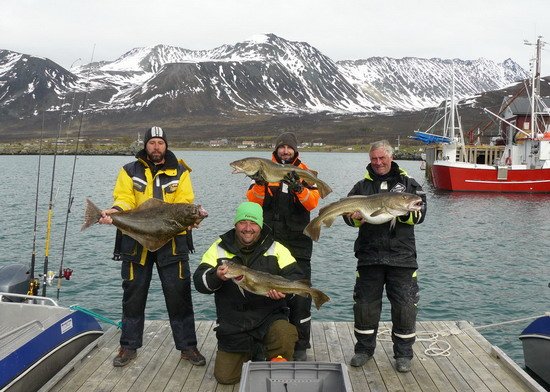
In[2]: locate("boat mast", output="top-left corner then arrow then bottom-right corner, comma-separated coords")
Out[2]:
527,36 -> 542,138
450,64 -> 456,141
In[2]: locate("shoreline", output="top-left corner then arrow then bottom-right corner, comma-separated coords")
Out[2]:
0,144 -> 423,160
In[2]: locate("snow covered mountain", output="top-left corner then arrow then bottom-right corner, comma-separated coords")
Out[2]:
0,34 -> 530,122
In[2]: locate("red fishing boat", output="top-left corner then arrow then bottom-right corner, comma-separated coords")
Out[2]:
419,37 -> 550,193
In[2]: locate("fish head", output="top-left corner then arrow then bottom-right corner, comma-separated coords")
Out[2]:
386,193 -> 423,215
402,193 -> 423,212
198,205 -> 208,218
221,259 -> 246,283
229,158 -> 260,175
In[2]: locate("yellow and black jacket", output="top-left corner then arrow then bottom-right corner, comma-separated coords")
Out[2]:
193,227 -> 303,352
112,149 -> 194,266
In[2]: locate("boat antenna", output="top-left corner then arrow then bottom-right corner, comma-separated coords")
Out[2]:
56,52 -> 93,300
28,112 -> 46,296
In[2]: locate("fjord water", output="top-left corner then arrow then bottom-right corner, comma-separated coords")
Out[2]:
1,151 -> 549,367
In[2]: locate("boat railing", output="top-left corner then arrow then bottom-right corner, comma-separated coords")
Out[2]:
0,292 -> 59,306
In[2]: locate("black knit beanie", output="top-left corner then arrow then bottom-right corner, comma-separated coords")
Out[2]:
144,126 -> 168,148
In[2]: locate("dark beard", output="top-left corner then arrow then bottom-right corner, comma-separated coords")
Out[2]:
148,152 -> 165,163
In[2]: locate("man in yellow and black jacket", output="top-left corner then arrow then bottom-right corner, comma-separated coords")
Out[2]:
193,202 -> 301,385
99,126 -> 205,368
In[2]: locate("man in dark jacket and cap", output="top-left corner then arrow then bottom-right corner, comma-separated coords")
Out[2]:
343,140 -> 426,373
246,132 -> 321,361
99,126 -> 205,368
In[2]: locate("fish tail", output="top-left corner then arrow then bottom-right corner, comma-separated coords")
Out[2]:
316,181 -> 333,199
310,288 -> 330,310
303,217 -> 322,242
81,198 -> 102,231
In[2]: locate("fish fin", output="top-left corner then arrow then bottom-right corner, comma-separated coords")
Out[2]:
81,198 -> 102,231
236,285 -> 247,298
303,217 -> 321,242
323,216 -> 337,227
316,180 -> 332,199
120,229 -> 171,252
297,279 -> 312,287
310,288 -> 331,310
369,208 -> 387,218
390,217 -> 397,231
136,198 -> 165,210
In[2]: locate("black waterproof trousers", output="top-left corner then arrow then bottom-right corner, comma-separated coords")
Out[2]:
119,253 -> 198,350
287,257 -> 312,351
353,265 -> 419,359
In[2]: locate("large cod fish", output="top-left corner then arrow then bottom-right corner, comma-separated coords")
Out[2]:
222,260 -> 330,310
81,198 -> 208,251
230,157 -> 333,199
303,192 -> 423,241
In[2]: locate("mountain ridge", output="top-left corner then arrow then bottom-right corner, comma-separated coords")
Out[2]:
0,34 -> 536,144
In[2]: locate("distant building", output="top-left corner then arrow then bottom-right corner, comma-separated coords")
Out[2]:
209,138 -> 229,147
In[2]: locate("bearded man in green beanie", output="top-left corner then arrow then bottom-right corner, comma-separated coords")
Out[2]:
193,201 -> 301,384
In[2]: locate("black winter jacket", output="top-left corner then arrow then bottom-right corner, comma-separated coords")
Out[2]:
344,162 -> 427,268
193,227 -> 303,352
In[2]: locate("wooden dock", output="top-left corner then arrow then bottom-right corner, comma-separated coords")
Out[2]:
41,320 -> 545,392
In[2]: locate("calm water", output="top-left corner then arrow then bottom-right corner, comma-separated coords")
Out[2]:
1,151 -> 549,367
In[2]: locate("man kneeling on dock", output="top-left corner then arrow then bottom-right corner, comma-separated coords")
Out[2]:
193,202 -> 301,384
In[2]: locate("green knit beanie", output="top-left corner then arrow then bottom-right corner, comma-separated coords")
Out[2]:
234,202 -> 263,228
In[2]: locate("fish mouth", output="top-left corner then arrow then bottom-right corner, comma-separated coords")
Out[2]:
198,205 -> 208,217
410,200 -> 423,211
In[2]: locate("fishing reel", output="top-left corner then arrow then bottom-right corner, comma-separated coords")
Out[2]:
43,268 -> 74,286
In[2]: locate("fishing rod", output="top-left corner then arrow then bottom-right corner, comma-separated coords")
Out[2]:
41,93 -> 65,297
41,58 -> 82,297
27,112 -> 46,296
56,53 -> 93,300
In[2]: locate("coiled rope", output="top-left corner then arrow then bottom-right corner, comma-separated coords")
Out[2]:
376,313 -> 549,358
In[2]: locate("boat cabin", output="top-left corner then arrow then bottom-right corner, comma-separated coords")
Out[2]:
500,96 -> 550,143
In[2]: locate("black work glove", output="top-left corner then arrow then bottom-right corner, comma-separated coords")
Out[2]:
283,171 -> 303,193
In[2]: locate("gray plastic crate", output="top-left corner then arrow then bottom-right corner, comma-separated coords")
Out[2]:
239,361 -> 352,392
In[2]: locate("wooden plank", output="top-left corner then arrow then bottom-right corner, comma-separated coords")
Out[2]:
177,321 -> 217,392
323,321 -> 346,363
417,321 -> 474,392
490,346 -> 546,392
311,321 -> 330,362
62,321 -> 158,392
43,325 -> 119,392
456,321 -> 541,392
147,319 -> 210,391
162,320 -> 214,392
379,321 -> 426,392
413,321 -> 457,392
110,321 -> 172,392
44,321 -> 544,392
335,322 -> 375,392
423,321 -> 491,392
439,320 -> 508,392
127,322 -> 175,392
84,320 -> 164,392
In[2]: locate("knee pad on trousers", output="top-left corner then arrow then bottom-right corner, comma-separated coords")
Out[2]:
353,300 -> 382,330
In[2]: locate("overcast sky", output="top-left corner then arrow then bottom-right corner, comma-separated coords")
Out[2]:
2,0 -> 550,75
